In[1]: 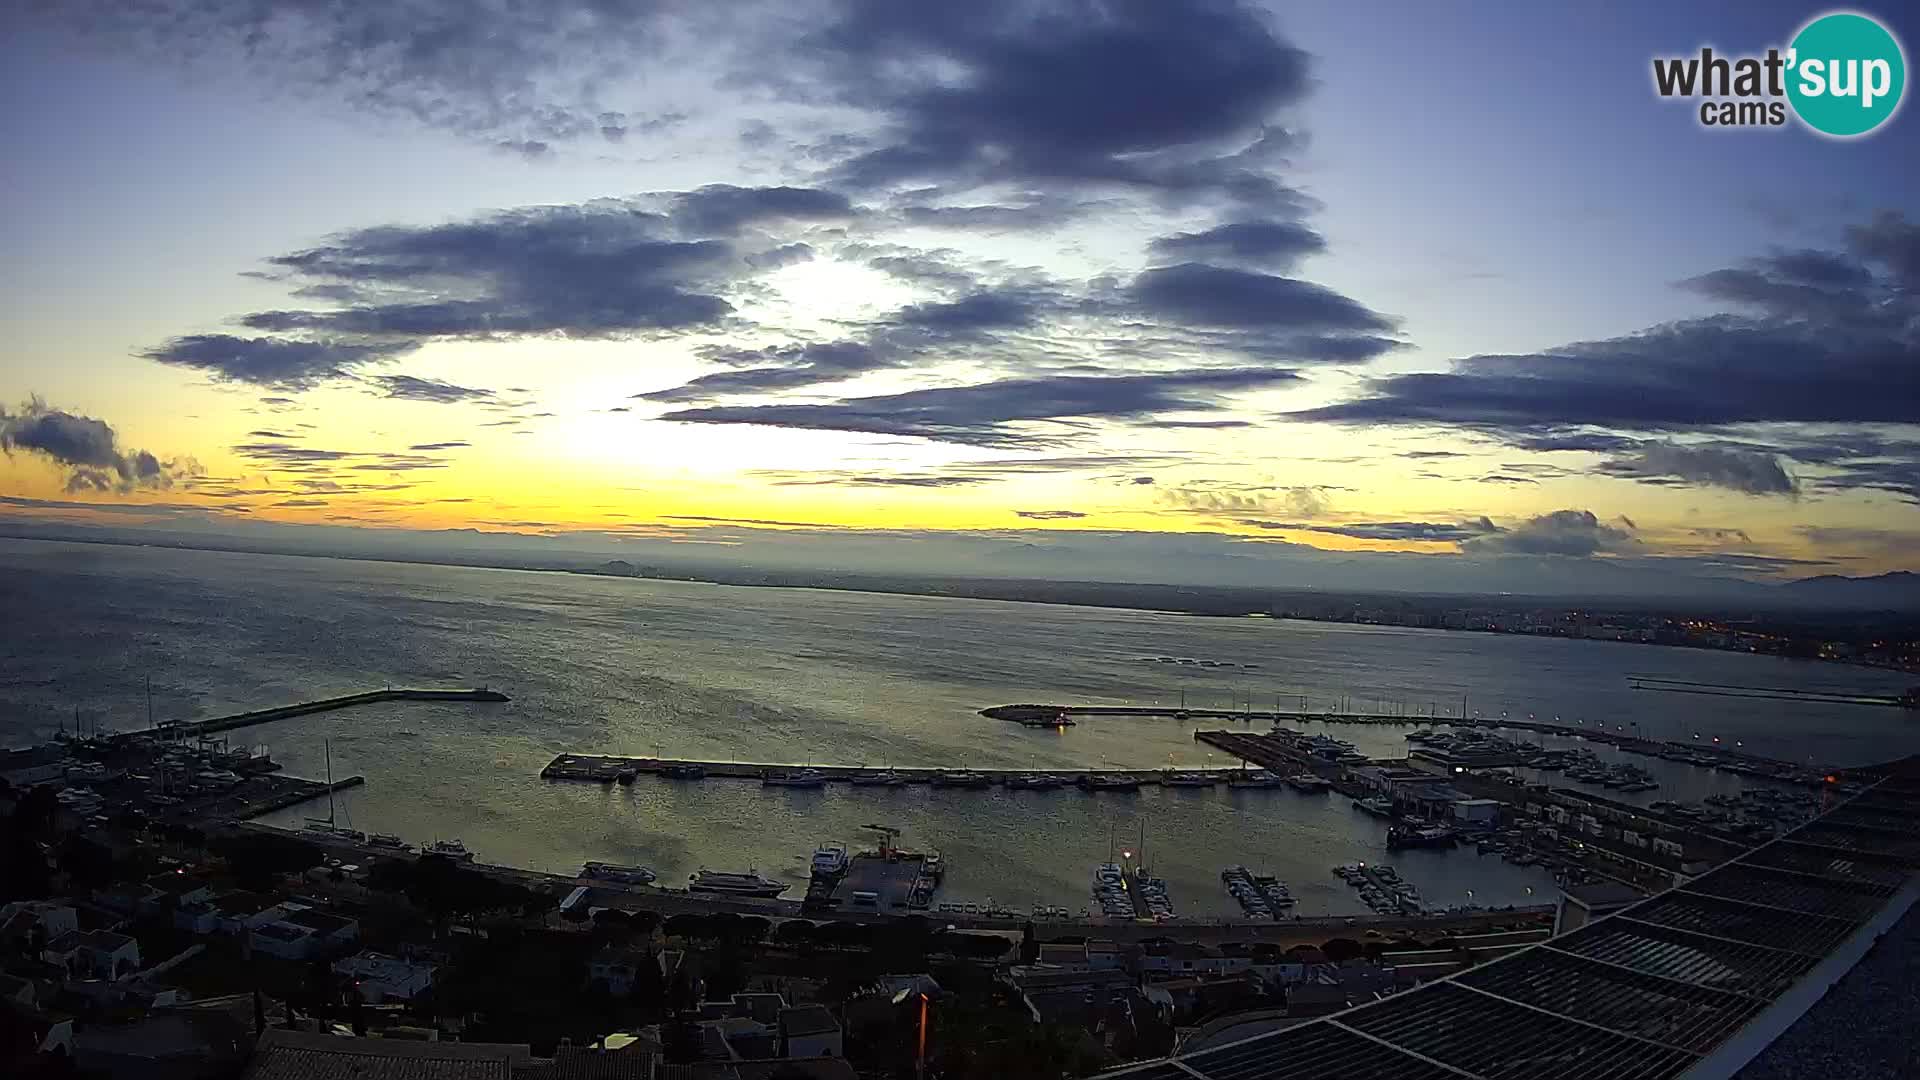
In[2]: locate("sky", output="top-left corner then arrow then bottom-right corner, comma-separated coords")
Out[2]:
2,1 -> 1917,595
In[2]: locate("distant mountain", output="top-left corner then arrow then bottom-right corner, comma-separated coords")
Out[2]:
1780,571 -> 1920,609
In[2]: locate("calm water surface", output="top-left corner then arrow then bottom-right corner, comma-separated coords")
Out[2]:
4,537 -> 1914,917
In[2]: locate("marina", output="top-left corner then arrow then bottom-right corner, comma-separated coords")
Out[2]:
986,702 -> 1839,783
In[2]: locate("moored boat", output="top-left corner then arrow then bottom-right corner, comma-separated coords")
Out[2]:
689,869 -> 788,898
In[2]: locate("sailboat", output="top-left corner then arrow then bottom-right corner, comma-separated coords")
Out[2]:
305,739 -> 365,841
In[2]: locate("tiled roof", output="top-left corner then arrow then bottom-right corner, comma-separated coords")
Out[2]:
243,1029 -> 527,1079
1095,762 -> 1920,1080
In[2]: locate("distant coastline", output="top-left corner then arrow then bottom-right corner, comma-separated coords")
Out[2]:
2,527 -> 1916,677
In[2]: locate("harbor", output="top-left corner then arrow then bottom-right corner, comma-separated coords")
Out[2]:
540,753 -> 1229,790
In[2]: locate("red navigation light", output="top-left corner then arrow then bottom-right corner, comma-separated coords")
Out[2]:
1824,774 -> 1838,784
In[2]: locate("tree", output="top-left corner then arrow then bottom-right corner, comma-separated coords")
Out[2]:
59,835 -> 117,891
1019,921 -> 1039,964
629,948 -> 667,1018
216,833 -> 322,892
1321,937 -> 1365,965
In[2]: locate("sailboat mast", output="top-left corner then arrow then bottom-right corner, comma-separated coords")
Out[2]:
325,738 -> 336,827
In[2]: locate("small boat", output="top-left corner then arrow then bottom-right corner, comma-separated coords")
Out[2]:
763,768 -> 826,787
810,844 -> 849,877
930,770 -> 991,788
661,764 -> 706,779
1081,774 -> 1140,791
367,833 -> 409,850
1353,796 -> 1396,818
1005,773 -> 1062,789
615,767 -> 639,786
1161,770 -> 1216,787
1285,774 -> 1332,793
849,769 -> 905,786
582,862 -> 658,885
1387,824 -> 1459,850
1228,770 -> 1284,788
689,869 -> 788,898
426,839 -> 475,862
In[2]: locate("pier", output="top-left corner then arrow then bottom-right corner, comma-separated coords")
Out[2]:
167,687 -> 509,737
540,754 -> 1217,788
987,703 -> 1833,779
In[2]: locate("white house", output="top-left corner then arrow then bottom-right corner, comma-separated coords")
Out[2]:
250,921 -> 321,961
0,901 -> 79,950
333,951 -> 437,1003
42,929 -> 141,980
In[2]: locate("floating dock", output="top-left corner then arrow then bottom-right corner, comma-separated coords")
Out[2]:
539,754 -> 1227,789
168,688 -> 509,737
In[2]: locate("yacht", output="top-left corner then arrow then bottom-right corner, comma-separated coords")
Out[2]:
848,769 -> 905,786
582,862 -> 658,885
1081,773 -> 1140,791
689,869 -> 788,898
1285,774 -> 1333,793
810,844 -> 849,877
763,768 -> 826,787
661,764 -> 706,779
426,839 -> 476,862
366,833 -> 409,850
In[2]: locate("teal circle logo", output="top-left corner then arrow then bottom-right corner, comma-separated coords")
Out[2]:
1787,12 -> 1906,137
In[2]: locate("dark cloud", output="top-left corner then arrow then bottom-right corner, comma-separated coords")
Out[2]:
1399,450 -> 1466,460
495,139 -> 551,160
1,399 -> 198,494
1131,476 -> 1156,485
669,185 -> 853,234
1014,509 -> 1087,520
142,335 -> 412,389
271,498 -> 329,508
1597,442 -> 1798,496
1148,221 -> 1325,271
1121,261 -> 1397,353
1292,214 -> 1920,442
1135,419 -> 1253,430
1461,509 -> 1636,557
660,368 -> 1300,446
761,473 -> 995,488
367,376 -> 495,403
247,430 -> 300,439
1236,517 -> 1498,543
241,205 -> 742,341
23,0 -> 702,146
810,0 -> 1313,210
407,441 -> 471,451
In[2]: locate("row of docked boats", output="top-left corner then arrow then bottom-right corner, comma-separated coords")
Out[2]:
1092,862 -> 1135,918
1334,863 -> 1426,915
1221,865 -> 1295,919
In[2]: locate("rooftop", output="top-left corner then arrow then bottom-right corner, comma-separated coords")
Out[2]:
243,1028 -> 529,1079
779,1004 -> 840,1037
1095,761 -> 1920,1080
